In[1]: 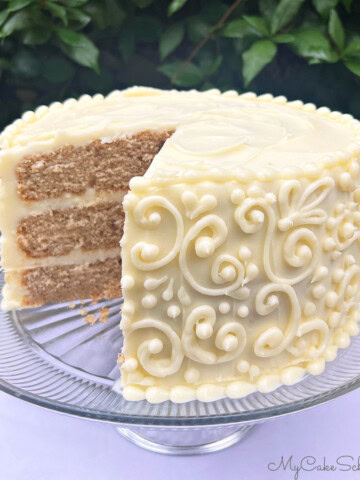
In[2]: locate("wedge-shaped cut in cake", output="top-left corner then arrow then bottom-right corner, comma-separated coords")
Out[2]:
0,90 -> 174,309
1,87 -> 360,403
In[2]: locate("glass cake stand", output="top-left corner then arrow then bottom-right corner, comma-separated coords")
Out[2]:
1,275 -> 360,455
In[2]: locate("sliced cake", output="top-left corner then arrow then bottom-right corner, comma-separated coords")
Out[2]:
1,87 -> 360,403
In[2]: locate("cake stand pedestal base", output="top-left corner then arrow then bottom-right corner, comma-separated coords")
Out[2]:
116,424 -> 255,455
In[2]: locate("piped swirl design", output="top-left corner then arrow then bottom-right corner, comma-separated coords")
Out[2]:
120,100 -> 360,402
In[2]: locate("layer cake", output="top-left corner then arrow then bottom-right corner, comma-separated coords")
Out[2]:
1,87 -> 360,403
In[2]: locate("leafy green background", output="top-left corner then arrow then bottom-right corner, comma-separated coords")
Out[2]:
1,0 -> 360,130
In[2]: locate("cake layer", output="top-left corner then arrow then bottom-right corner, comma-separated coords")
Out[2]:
16,131 -> 172,201
17,201 -> 124,257
0,187 -> 125,270
4,256 -> 121,308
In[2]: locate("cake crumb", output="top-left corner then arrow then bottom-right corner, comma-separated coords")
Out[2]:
84,314 -> 97,325
117,353 -> 125,364
99,308 -> 110,323
68,302 -> 76,309
80,308 -> 88,316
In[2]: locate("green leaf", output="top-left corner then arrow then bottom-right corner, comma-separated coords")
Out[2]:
243,15 -> 269,37
132,0 -> 153,7
343,39 -> 360,58
199,54 -> 222,76
8,0 -> 33,12
158,60 -> 204,86
271,0 -> 305,35
118,24 -> 135,62
233,36 -> 257,55
56,28 -> 99,72
168,0 -> 187,16
67,8 -> 91,28
328,9 -> 345,51
0,10 -> 32,37
83,2 -> 106,29
11,48 -> 40,78
344,60 -> 360,75
312,0 -> 339,17
62,0 -> 89,6
259,0 -> 278,18
56,27 -> 83,46
28,5 -> 50,27
187,16 -> 210,43
104,0 -> 125,27
273,33 -> 295,43
341,0 -> 352,12
46,2 -> 68,26
159,22 -> 184,60
42,57 -> 74,83
292,28 -> 339,62
23,28 -> 51,45
0,9 -> 10,27
221,19 -> 256,38
242,40 -> 277,86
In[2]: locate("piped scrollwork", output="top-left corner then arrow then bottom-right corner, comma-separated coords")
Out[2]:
182,305 -> 247,364
235,177 -> 334,285
179,214 -> 245,295
287,318 -> 329,357
128,319 -> 184,377
254,283 -> 301,358
131,196 -> 184,271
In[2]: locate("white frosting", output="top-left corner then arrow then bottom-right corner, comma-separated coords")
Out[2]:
1,87 -> 359,180
2,87 -> 360,401
118,89 -> 360,402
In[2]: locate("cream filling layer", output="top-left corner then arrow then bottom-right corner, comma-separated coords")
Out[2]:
2,246 -> 121,271
0,186 -> 125,270
1,247 -> 121,310
1,283 -> 27,311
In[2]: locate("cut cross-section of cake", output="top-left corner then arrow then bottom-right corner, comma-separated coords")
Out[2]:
0,89 -> 174,308
1,87 -> 360,403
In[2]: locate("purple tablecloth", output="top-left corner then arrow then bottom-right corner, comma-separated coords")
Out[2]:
0,388 -> 359,480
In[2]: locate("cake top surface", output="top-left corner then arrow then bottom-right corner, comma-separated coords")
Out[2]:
1,87 -> 360,181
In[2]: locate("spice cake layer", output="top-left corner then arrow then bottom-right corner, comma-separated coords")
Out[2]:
5,257 -> 122,307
